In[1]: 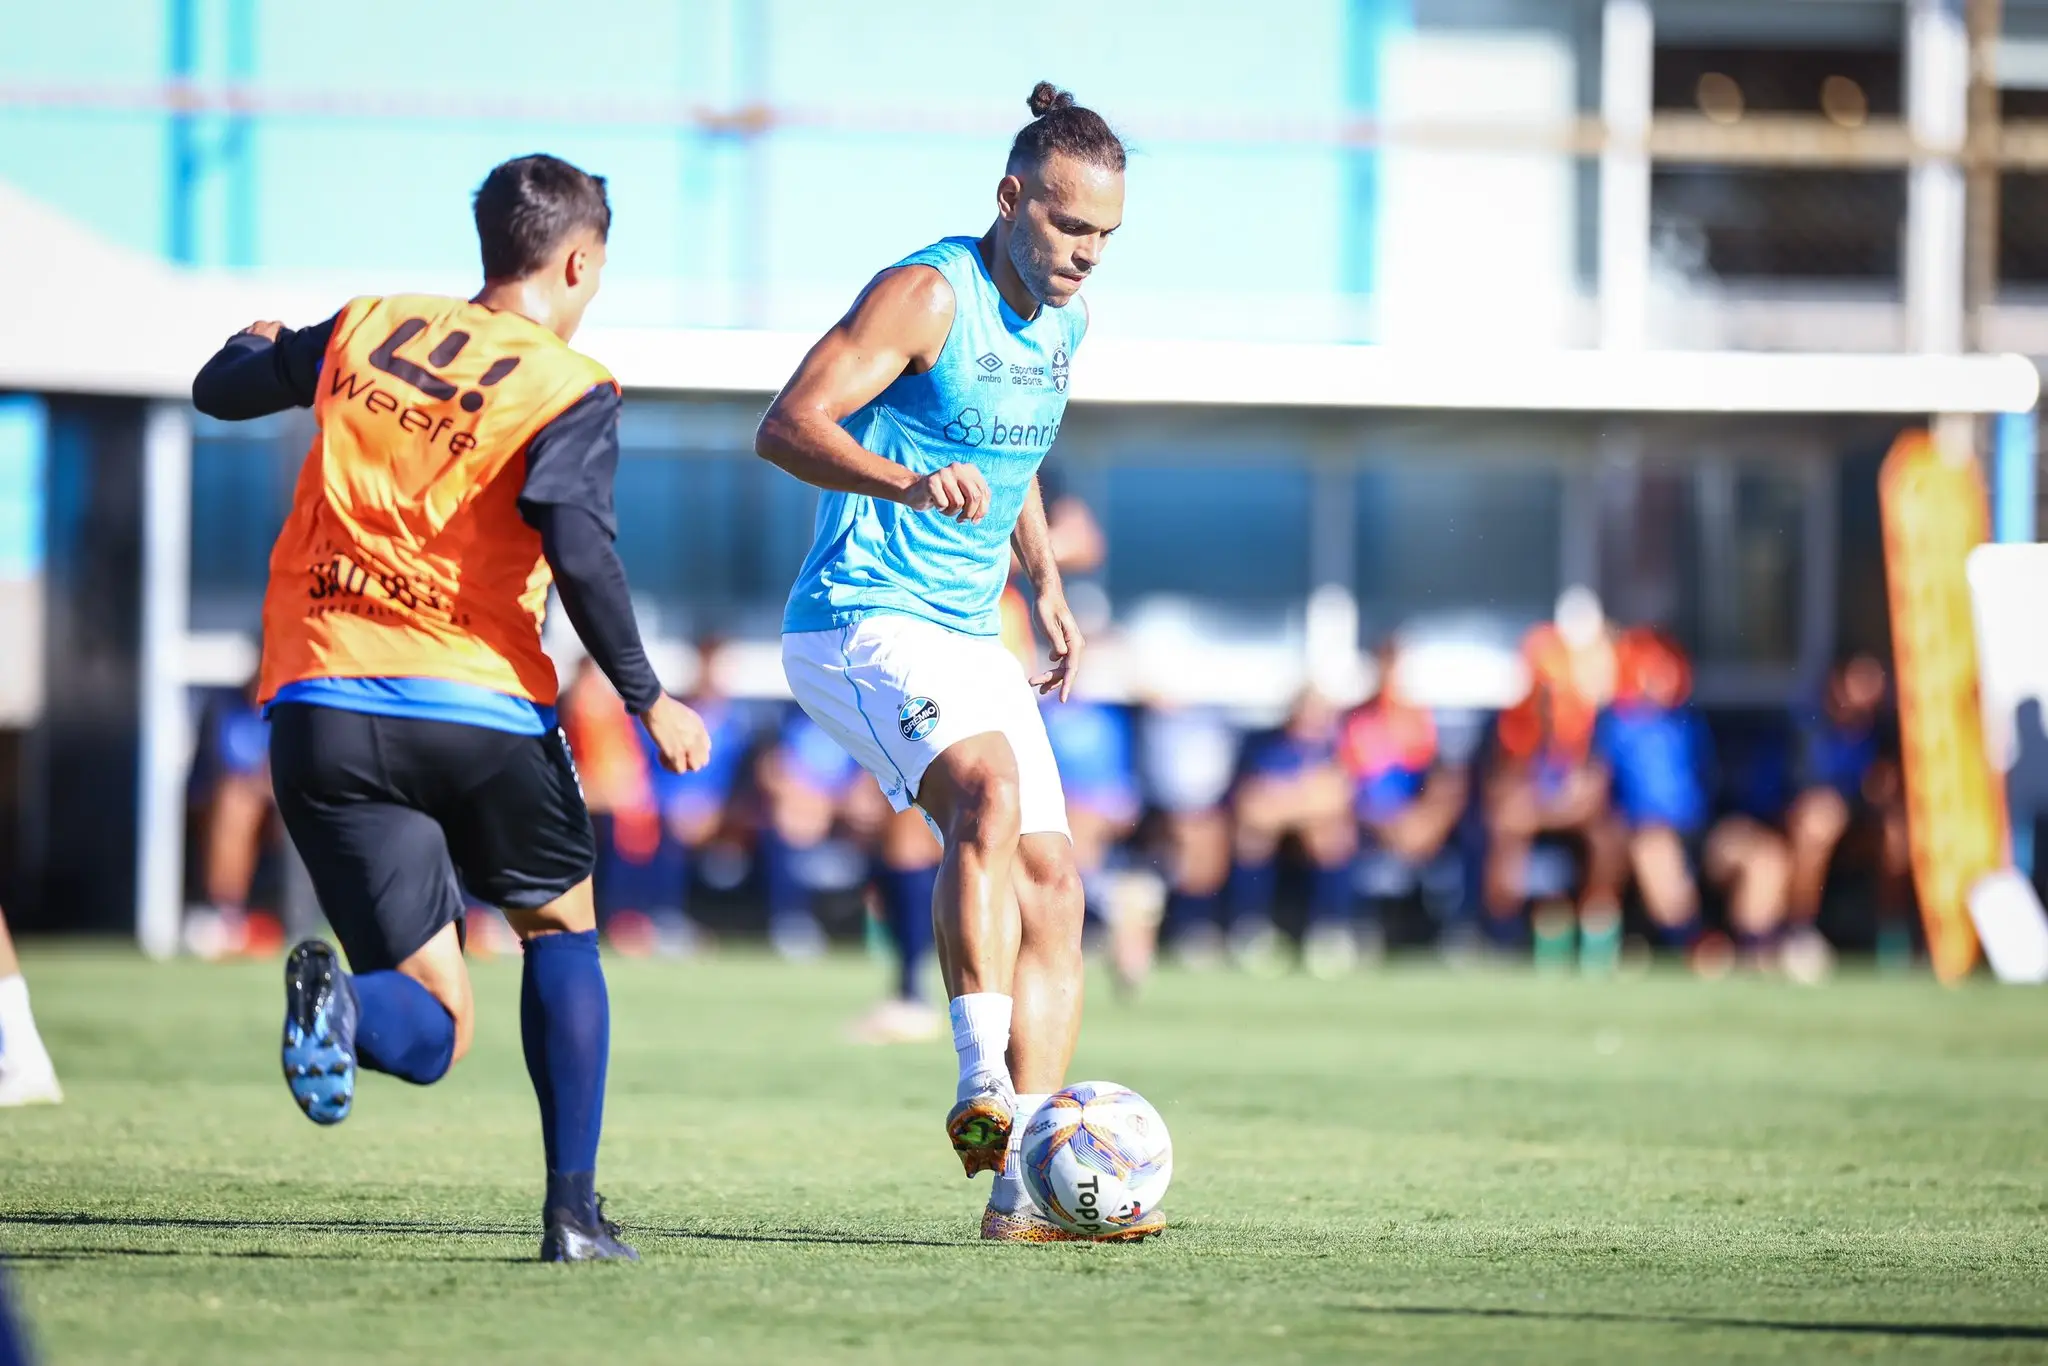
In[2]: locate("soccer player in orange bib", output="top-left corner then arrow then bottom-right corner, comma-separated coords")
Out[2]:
191,155 -> 710,1262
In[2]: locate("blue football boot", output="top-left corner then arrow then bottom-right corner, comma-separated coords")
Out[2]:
281,939 -> 357,1125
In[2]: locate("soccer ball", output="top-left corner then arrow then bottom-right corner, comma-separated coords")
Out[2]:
1019,1082 -> 1172,1236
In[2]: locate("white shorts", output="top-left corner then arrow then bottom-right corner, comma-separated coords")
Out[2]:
782,615 -> 1070,839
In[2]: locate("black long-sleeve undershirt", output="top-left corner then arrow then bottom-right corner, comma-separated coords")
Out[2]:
527,502 -> 662,712
191,318 -> 335,418
512,385 -> 664,714
192,321 -> 665,713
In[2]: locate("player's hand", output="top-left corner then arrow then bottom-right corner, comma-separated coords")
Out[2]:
638,694 -> 713,774
904,463 -> 990,523
1030,590 -> 1085,702
239,320 -> 285,342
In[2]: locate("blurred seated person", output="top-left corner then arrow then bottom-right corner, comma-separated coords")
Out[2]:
1136,698 -> 1240,968
561,645 -> 751,955
1786,653 -> 1909,971
1597,628 -> 1793,975
1042,694 -> 1144,938
845,789 -> 946,1045
652,640 -> 754,927
755,706 -> 869,960
1229,688 -> 1356,972
1331,641 -> 1474,974
560,655 -> 676,950
1484,587 -> 1625,959
185,674 -> 283,959
998,458 -> 1106,665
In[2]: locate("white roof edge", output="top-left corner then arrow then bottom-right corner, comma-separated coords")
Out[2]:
569,329 -> 2048,416
0,183 -> 2035,416
1,323 -> 2037,416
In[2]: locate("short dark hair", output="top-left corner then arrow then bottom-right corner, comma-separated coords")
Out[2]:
472,154 -> 611,280
1007,82 -> 1126,176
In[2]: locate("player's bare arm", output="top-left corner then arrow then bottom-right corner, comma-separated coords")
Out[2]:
1011,479 -> 1084,701
755,266 -> 991,523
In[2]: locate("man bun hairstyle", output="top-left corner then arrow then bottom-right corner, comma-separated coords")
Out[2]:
1008,82 -> 1126,175
473,154 -> 612,281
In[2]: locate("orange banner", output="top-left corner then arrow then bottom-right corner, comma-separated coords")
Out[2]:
1879,430 -> 2003,983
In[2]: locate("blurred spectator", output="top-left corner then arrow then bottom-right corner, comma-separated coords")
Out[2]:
1605,630 -> 1736,970
560,655 -> 679,951
645,641 -> 752,951
560,645 -> 752,955
1332,640 -> 1473,973
846,797 -> 944,1044
1786,653 -> 1909,972
1484,589 -> 1625,962
183,674 -> 283,958
755,707 -> 869,959
1137,701 -> 1239,970
1043,696 -> 1144,938
1228,689 -> 1356,973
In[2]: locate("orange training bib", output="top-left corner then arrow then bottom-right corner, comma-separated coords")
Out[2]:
258,295 -> 616,707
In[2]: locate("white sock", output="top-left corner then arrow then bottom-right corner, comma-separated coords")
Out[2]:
0,975 -> 49,1064
947,993 -> 1012,1092
991,1091 -> 1050,1213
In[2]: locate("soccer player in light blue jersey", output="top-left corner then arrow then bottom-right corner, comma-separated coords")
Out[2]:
758,83 -> 1159,1242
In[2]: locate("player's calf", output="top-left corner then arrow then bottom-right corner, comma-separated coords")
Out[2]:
507,883 -> 636,1261
922,739 -> 1030,1175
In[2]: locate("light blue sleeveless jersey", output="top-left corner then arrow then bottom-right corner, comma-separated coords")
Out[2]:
783,236 -> 1087,637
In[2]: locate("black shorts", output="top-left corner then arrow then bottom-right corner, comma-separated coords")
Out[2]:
268,703 -> 595,973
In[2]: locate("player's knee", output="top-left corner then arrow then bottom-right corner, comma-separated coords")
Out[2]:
946,768 -> 1022,854
507,880 -> 598,940
1024,856 -> 1085,928
1789,790 -> 1848,847
396,940 -> 474,1072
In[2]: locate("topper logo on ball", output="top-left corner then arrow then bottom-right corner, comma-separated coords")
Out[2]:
1073,1174 -> 1102,1228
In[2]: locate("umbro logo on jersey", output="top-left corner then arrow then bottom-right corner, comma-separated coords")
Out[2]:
977,352 -> 1003,373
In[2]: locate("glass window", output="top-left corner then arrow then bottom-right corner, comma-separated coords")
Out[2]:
1353,462 -> 1562,639
188,413 -> 306,631
1598,460 -> 1806,667
1103,465 -> 1312,612
1651,46 -> 1904,281
613,451 -> 817,635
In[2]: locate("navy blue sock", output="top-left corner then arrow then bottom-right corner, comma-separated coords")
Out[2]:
348,971 -> 454,1084
1308,861 -> 1354,929
520,930 -> 609,1222
1229,859 -> 1279,927
1165,889 -> 1221,940
648,832 -> 688,919
878,864 -> 938,1002
1481,909 -> 1530,948
1734,925 -> 1781,956
1653,915 -> 1703,950
761,829 -> 808,922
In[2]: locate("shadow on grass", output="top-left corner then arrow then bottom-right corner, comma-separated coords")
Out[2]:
6,1247 -> 529,1265
1351,1304 -> 2048,1344
0,1211 -> 957,1252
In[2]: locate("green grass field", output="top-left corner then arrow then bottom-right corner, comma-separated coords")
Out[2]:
5,948 -> 2047,1365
